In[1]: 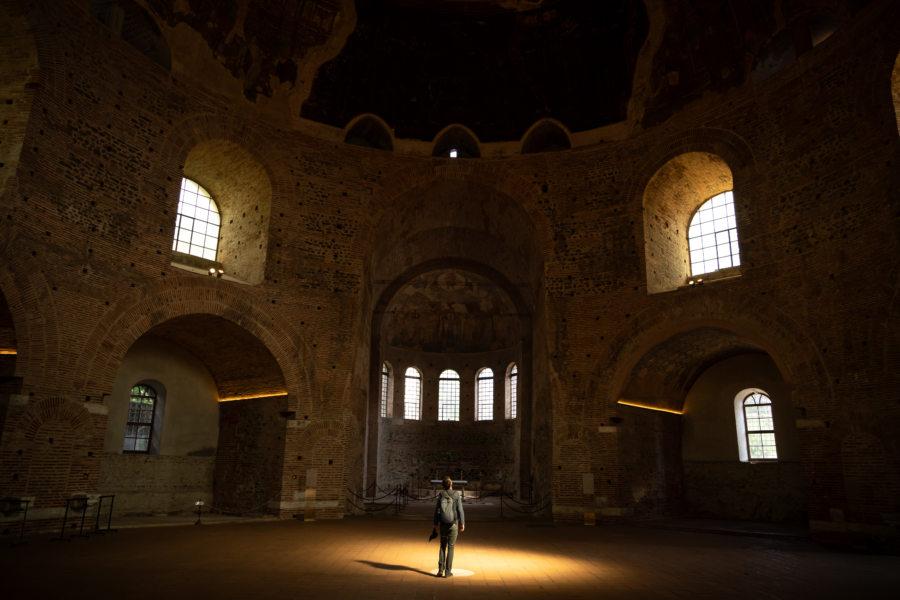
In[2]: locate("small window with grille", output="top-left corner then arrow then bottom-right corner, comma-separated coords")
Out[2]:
404,367 -> 422,420
743,392 -> 778,460
124,384 -> 156,453
734,389 -> 778,462
688,190 -> 740,277
506,363 -> 518,419
438,369 -> 460,421
476,368 -> 494,421
380,362 -> 392,418
173,178 -> 220,261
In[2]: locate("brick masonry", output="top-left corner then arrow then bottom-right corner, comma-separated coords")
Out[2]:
0,0 -> 898,544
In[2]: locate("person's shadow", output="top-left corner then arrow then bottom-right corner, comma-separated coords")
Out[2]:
356,560 -> 433,577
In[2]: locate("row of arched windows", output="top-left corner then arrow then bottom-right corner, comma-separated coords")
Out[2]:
124,381 -> 776,462
381,363 -> 518,422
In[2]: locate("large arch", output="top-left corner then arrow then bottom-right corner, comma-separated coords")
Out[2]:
360,173 -> 545,502
595,292 -> 832,523
71,278 -> 312,415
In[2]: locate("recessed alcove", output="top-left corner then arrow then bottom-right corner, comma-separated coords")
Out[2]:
643,152 -> 737,295
173,140 -> 272,285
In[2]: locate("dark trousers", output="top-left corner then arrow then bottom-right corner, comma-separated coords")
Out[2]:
438,522 -> 458,572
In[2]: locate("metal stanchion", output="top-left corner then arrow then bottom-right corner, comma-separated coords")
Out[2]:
194,499 -> 204,525
52,498 -> 75,542
73,498 -> 90,539
93,495 -> 118,535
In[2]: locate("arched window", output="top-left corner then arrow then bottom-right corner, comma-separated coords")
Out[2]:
476,368 -> 494,421
404,367 -> 422,420
380,362 -> 392,418
734,389 -> 778,462
506,363 -> 518,419
173,178 -> 220,261
688,190 -> 740,276
438,369 -> 460,421
124,383 -> 156,453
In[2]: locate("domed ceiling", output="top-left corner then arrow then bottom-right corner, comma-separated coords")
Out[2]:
302,0 -> 648,141
141,0 -> 873,143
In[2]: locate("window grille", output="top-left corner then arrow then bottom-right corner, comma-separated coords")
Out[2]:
438,370 -> 460,421
124,384 -> 156,453
476,368 -> 494,421
380,362 -> 391,418
173,178 -> 220,261
404,367 -> 422,420
743,391 -> 778,460
507,364 -> 518,419
688,190 -> 740,276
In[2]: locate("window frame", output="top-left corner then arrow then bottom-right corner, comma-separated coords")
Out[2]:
173,177 -> 221,262
734,388 -> 778,462
506,363 -> 518,420
380,362 -> 392,418
687,190 -> 741,277
437,369 -> 461,421
476,367 -> 494,421
124,383 -> 157,453
404,367 -> 422,421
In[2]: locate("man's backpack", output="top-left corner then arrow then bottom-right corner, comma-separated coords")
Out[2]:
437,490 -> 458,524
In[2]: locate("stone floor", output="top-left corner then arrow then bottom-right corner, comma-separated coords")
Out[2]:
2,502 -> 898,599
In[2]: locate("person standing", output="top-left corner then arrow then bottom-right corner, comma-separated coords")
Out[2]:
433,475 -> 465,577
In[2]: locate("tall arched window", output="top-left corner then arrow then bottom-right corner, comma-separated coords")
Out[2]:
438,369 -> 460,421
173,178 -> 220,261
506,363 -> 518,419
124,383 -> 156,453
476,368 -> 494,421
380,362 -> 392,418
688,190 -> 740,276
734,389 -> 778,462
404,367 -> 422,420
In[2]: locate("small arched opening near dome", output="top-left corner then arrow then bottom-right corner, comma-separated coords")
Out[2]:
432,125 -> 481,158
521,120 -> 571,154
344,114 -> 394,151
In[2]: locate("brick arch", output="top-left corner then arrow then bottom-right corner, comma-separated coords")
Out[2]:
601,293 -> 832,414
72,278 -> 315,415
354,161 -> 553,264
152,111 -> 289,221
628,128 -> 758,207
18,396 -> 97,507
0,256 -> 60,394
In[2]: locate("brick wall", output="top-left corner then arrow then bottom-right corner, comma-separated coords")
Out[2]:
0,0 -> 898,542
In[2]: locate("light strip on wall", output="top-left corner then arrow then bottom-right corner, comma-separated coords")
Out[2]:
0,349 -> 17,355
218,391 -> 289,402
617,399 -> 683,415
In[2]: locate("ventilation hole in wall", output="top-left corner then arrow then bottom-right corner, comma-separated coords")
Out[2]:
328,460 -> 333,465
48,437 -> 53,444
297,456 -> 302,460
